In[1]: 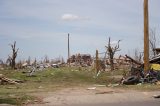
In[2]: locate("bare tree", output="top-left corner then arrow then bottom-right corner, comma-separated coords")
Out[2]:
51,57 -> 61,64
0,59 -> 4,68
8,41 -> 19,69
17,60 -> 22,69
6,57 -> 12,66
105,37 -> 121,71
61,57 -> 65,64
44,55 -> 49,63
149,28 -> 157,57
0,59 -> 4,65
134,48 -> 143,62
27,56 -> 31,65
33,58 -> 37,66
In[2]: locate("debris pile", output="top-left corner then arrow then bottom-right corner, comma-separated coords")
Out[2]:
0,74 -> 20,85
67,53 -> 92,67
121,54 -> 160,85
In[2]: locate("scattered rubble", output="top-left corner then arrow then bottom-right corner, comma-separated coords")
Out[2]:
93,84 -> 106,87
121,54 -> 160,85
87,87 -> 96,90
95,91 -> 114,94
68,53 -> 92,67
153,94 -> 160,98
51,64 -> 59,68
0,74 -> 21,85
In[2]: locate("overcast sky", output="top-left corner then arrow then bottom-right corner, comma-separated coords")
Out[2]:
0,0 -> 160,61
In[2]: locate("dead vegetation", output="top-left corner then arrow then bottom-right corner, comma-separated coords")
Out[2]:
7,41 -> 19,69
105,37 -> 121,71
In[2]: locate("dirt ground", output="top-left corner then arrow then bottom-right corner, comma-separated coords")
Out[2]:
27,86 -> 160,106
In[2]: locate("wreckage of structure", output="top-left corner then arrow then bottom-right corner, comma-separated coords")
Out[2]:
150,55 -> 160,64
150,48 -> 160,64
121,53 -> 160,85
67,54 -> 92,67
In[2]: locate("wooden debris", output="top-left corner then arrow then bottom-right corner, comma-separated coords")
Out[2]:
125,55 -> 142,65
0,74 -> 19,85
87,87 -> 96,90
96,91 -> 114,94
67,53 -> 92,67
153,95 -> 160,98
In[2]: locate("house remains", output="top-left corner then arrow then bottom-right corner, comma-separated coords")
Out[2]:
67,53 -> 92,67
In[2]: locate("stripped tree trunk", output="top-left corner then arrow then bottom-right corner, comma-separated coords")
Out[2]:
105,37 -> 121,71
9,41 -> 19,69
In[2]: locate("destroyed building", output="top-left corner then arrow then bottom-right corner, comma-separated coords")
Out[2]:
68,54 -> 92,66
150,54 -> 160,64
120,53 -> 160,85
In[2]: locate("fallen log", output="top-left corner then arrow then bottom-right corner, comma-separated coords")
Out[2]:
0,74 -> 19,85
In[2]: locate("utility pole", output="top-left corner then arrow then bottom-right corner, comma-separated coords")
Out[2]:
144,0 -> 149,74
68,33 -> 70,66
95,50 -> 99,74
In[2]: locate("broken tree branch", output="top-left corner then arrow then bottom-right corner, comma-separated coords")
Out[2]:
125,54 -> 142,65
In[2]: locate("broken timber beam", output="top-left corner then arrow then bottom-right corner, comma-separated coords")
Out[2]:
0,74 -> 19,84
125,55 -> 142,65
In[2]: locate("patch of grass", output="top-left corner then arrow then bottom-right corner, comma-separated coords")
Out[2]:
95,71 -> 122,85
1,67 -> 160,105
0,93 -> 36,105
0,98 -> 17,105
0,67 -> 120,92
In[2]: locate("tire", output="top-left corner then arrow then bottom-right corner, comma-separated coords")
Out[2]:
123,76 -> 139,85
